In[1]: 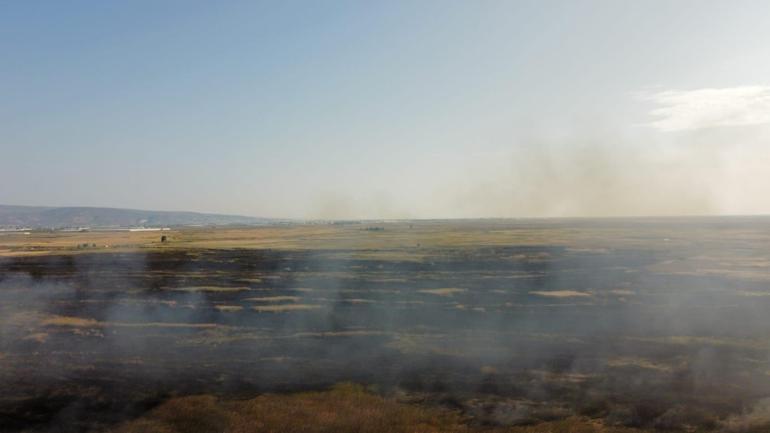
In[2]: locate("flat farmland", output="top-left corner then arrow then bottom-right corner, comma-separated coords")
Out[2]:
4,218 -> 770,432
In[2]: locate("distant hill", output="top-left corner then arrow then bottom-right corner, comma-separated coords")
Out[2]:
0,205 -> 272,228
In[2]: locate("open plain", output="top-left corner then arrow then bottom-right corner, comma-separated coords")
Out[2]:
3,218 -> 770,432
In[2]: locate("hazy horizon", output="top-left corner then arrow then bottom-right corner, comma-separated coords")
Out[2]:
3,1 -> 770,219
6,201 -> 770,222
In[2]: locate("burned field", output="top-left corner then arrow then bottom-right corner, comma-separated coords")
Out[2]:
3,219 -> 770,431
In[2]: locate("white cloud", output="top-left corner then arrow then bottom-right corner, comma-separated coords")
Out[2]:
641,86 -> 770,132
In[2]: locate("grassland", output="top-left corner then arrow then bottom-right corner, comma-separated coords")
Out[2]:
111,384 -> 650,433
8,217 -> 766,257
4,218 -> 770,432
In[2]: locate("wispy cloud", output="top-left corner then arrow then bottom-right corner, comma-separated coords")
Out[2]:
640,86 -> 770,132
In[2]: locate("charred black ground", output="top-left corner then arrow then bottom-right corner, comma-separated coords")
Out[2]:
3,219 -> 770,431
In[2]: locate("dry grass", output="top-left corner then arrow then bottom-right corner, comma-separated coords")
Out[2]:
252,304 -> 321,313
0,220 -> 654,258
530,290 -> 592,298
42,315 -> 100,327
110,384 -> 651,433
0,229 -> 176,256
172,286 -> 250,293
214,305 -> 244,313
40,314 -> 221,329
605,357 -> 675,373
245,296 -> 302,302
419,288 -> 466,296
5,218 -> 770,259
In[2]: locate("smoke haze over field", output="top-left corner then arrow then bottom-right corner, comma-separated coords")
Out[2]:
7,2 -> 770,432
6,220 -> 770,431
441,131 -> 770,219
312,128 -> 770,219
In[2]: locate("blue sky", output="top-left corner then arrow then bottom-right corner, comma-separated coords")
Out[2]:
3,1 -> 770,218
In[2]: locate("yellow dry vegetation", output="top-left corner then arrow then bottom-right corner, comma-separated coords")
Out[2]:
605,357 -> 675,373
530,290 -> 592,298
245,296 -> 301,302
42,315 -> 100,327
0,229 -> 177,256
171,286 -> 250,293
110,384 -> 650,433
419,288 -> 466,296
214,305 -> 243,313
23,332 -> 49,343
0,221 -> 646,258
5,219 -> 770,263
40,314 -> 221,329
252,304 -> 320,313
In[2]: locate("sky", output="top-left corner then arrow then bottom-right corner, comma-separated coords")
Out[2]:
2,0 -> 770,219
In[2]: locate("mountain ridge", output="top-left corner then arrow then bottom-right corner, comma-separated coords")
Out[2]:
0,204 -> 271,228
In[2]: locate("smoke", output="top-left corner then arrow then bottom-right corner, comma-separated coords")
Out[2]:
306,125 -> 770,220
447,138 -> 720,218
722,398 -> 770,432
4,218 -> 770,431
310,190 -> 414,221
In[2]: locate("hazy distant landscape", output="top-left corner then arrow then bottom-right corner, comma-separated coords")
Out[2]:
5,1 -> 770,432
0,205 -> 272,229
4,217 -> 770,432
